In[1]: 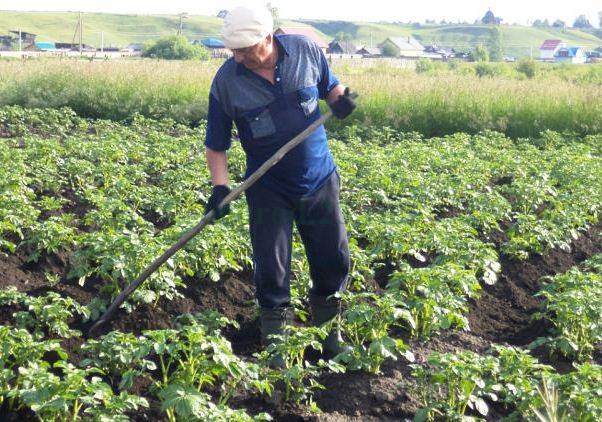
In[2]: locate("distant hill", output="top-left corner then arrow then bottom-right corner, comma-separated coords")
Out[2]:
0,10 -> 599,57
412,24 -> 602,57
0,11 -> 225,47
302,20 -> 602,57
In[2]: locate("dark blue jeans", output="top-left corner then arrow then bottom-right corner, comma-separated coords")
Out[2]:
245,171 -> 350,308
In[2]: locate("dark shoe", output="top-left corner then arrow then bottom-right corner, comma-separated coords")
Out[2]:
259,306 -> 292,369
309,294 -> 351,356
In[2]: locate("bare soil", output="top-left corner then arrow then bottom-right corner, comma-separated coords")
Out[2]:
0,222 -> 600,421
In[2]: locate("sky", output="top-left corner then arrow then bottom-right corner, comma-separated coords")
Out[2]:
1,0 -> 600,27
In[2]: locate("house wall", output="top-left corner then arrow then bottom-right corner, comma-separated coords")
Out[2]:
399,49 -> 423,58
540,49 -> 557,60
571,53 -> 586,64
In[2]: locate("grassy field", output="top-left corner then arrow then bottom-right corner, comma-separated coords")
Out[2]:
0,10 -> 599,57
0,59 -> 600,138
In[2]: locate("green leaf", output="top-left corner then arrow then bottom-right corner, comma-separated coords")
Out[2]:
474,397 -> 489,416
159,384 -> 210,418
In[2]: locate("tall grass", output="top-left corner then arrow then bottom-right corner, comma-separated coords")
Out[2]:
0,59 -> 216,123
1,59 -> 600,137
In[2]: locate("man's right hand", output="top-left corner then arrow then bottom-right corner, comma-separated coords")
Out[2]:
329,87 -> 357,120
205,185 -> 231,219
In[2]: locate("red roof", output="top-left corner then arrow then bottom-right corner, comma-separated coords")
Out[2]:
274,26 -> 328,49
540,39 -> 562,50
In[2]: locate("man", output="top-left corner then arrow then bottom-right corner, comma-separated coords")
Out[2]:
204,5 -> 356,365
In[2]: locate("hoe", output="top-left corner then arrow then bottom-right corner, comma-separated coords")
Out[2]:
89,97 -> 356,336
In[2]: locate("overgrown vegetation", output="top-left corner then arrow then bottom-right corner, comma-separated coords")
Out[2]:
142,35 -> 210,60
0,61 -> 600,138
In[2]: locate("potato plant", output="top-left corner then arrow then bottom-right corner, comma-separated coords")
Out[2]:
532,267 -> 602,361
336,292 -> 414,374
0,288 -> 90,338
257,325 -> 344,408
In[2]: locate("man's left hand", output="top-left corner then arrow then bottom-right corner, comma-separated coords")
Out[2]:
329,87 -> 356,120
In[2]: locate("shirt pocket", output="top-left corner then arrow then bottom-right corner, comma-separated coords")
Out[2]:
297,86 -> 319,117
243,107 -> 276,139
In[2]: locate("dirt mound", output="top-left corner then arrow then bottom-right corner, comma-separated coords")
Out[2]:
313,330 -> 492,420
1,219 -> 600,421
469,223 -> 602,346
164,271 -> 261,355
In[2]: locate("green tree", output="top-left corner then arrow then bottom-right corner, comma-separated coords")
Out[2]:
142,36 -> 209,60
573,14 -> 592,29
552,19 -> 566,29
598,11 -> 602,28
472,44 -> 489,62
381,42 -> 399,57
487,27 -> 503,62
532,19 -> 544,27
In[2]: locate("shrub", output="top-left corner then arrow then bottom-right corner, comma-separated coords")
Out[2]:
447,59 -> 460,70
142,36 -> 210,60
475,62 -> 503,78
471,44 -> 489,62
415,58 -> 435,74
517,58 -> 538,79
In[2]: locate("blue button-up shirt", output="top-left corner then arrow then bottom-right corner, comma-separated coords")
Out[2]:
205,34 -> 340,196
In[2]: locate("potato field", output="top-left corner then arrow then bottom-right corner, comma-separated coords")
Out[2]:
0,61 -> 601,421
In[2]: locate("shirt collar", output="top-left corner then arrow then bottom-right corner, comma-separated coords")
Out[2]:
235,34 -> 288,76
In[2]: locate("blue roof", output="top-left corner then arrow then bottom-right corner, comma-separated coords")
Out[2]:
556,47 -> 583,57
35,42 -> 56,50
200,38 -> 225,48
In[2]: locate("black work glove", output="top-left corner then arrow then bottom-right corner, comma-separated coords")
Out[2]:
205,185 -> 231,220
329,87 -> 356,120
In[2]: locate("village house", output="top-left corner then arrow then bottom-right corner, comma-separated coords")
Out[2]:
355,46 -> 381,57
379,36 -> 424,58
9,30 -> 37,46
193,38 -> 229,58
30,42 -> 56,51
539,39 -> 566,61
554,47 -> 587,64
327,40 -> 357,55
2,30 -> 37,50
54,42 -> 96,52
424,44 -> 455,60
0,35 -> 15,50
120,43 -> 144,53
274,26 -> 328,53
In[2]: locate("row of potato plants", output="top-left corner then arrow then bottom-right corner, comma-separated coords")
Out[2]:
412,346 -> 601,421
531,253 -> 602,361
413,255 -> 602,421
0,306 -> 274,420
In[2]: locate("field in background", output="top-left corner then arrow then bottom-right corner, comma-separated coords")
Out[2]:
0,59 -> 600,138
0,10 -> 323,48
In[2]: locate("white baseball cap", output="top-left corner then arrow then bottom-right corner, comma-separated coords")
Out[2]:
222,5 -> 274,49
